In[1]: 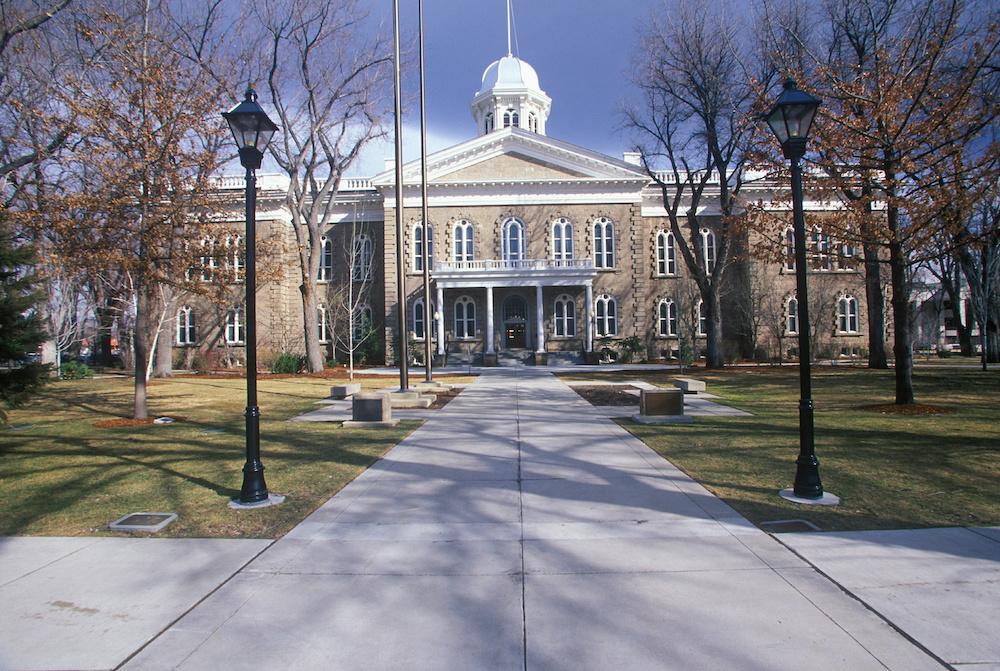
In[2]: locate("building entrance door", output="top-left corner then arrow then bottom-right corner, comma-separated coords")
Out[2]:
505,323 -> 526,348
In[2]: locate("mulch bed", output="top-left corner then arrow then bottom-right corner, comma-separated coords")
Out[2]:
571,385 -> 641,406
858,403 -> 955,415
94,416 -> 187,428
427,388 -> 462,409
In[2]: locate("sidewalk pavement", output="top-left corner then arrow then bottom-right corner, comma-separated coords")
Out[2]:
1,368 -> 997,670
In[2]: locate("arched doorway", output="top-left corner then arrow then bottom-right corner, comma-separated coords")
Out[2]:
503,295 -> 528,349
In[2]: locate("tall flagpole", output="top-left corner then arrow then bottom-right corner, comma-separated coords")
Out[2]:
419,0 -> 433,382
392,0 -> 408,390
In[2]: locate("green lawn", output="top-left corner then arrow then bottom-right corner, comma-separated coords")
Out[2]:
0,374 -> 426,539
561,366 -> 1000,532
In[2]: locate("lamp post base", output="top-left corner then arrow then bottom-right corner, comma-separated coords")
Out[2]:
228,493 -> 285,509
779,489 -> 840,506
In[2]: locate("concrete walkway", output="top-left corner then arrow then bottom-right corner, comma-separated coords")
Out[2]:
2,368 -> 998,670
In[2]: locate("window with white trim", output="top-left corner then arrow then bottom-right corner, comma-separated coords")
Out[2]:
318,304 -> 330,343
485,113 -> 494,134
352,234 -> 373,281
593,218 -> 614,268
700,228 -> 716,273
698,300 -> 707,336
658,300 -> 677,336
225,308 -> 245,344
502,217 -> 525,262
786,297 -> 799,335
318,235 -> 334,282
226,236 -> 243,282
413,298 -> 436,340
656,230 -> 676,275
553,218 -> 574,260
177,306 -> 196,345
838,295 -> 859,333
595,294 -> 617,336
454,221 -> 474,262
200,238 -> 216,282
454,296 -> 476,338
812,229 -> 831,271
503,108 -> 519,128
354,304 -> 373,339
838,242 -> 856,270
785,228 -> 796,271
414,223 -> 433,272
554,294 -> 576,337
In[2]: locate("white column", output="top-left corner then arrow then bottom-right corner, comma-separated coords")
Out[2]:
535,283 -> 544,353
586,282 -> 594,352
486,286 -> 495,354
436,285 -> 445,355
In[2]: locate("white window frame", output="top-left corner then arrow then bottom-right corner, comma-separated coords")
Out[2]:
354,304 -> 373,339
838,295 -> 859,333
318,304 -> 331,343
502,217 -> 525,262
318,235 -> 334,282
553,218 -> 574,261
352,234 -> 373,281
593,218 -> 615,269
414,223 -> 433,272
656,230 -> 676,275
698,300 -> 707,336
454,221 -> 474,262
177,306 -> 196,345
413,298 -> 436,340
595,294 -> 617,336
700,228 -> 716,273
785,227 -> 796,271
786,297 -> 799,335
454,296 -> 476,339
554,294 -> 576,337
658,299 -> 677,337
225,308 -> 245,344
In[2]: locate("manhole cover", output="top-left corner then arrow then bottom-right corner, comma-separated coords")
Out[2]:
760,519 -> 821,533
109,512 -> 177,532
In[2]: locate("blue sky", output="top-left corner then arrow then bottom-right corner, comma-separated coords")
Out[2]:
349,1 -> 656,176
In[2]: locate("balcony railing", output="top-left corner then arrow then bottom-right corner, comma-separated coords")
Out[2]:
436,258 -> 594,272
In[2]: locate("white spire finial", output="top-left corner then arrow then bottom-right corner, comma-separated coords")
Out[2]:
506,0 -> 512,57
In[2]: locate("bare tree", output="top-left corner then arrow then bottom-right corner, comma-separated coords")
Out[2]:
249,0 -> 394,373
760,0 -> 1000,403
625,0 -> 771,367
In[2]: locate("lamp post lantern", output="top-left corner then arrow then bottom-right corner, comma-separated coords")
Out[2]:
223,87 -> 280,506
764,79 -> 837,504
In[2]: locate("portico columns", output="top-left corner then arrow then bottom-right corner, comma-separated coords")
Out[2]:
486,286 -> 495,354
586,282 -> 594,352
436,285 -> 445,355
535,283 -> 544,353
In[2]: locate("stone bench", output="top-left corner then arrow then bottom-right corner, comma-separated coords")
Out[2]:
673,378 -> 706,393
633,388 -> 692,424
342,392 -> 399,427
331,383 -> 361,399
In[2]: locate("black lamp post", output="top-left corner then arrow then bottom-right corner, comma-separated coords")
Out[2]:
764,79 -> 832,502
223,87 -> 279,505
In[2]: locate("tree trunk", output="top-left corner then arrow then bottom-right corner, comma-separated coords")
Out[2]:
299,278 -> 325,372
153,314 -> 174,377
888,217 -> 915,404
862,239 -> 888,368
704,285 -> 724,368
133,289 -> 150,419
940,269 -> 973,356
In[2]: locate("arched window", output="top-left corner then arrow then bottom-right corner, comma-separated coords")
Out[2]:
593,218 -> 614,268
200,238 -> 216,282
503,108 -> 519,128
656,230 -> 676,275
658,300 -> 677,336
318,304 -> 330,343
177,306 -> 196,345
698,300 -> 707,336
502,217 -> 525,262
485,113 -> 494,134
838,295 -> 859,333
527,112 -> 538,133
414,223 -> 433,271
454,220 -> 474,262
700,228 -> 716,273
413,298 -> 436,340
785,228 -> 796,271
226,236 -> 243,282
553,218 -> 574,261
554,295 -> 576,337
595,294 -> 617,336
225,308 -> 245,344
454,296 -> 476,338
786,297 -> 799,335
318,235 -> 334,282
354,303 -> 373,339
352,234 -> 373,281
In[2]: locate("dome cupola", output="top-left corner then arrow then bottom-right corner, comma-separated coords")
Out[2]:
471,54 -> 551,137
